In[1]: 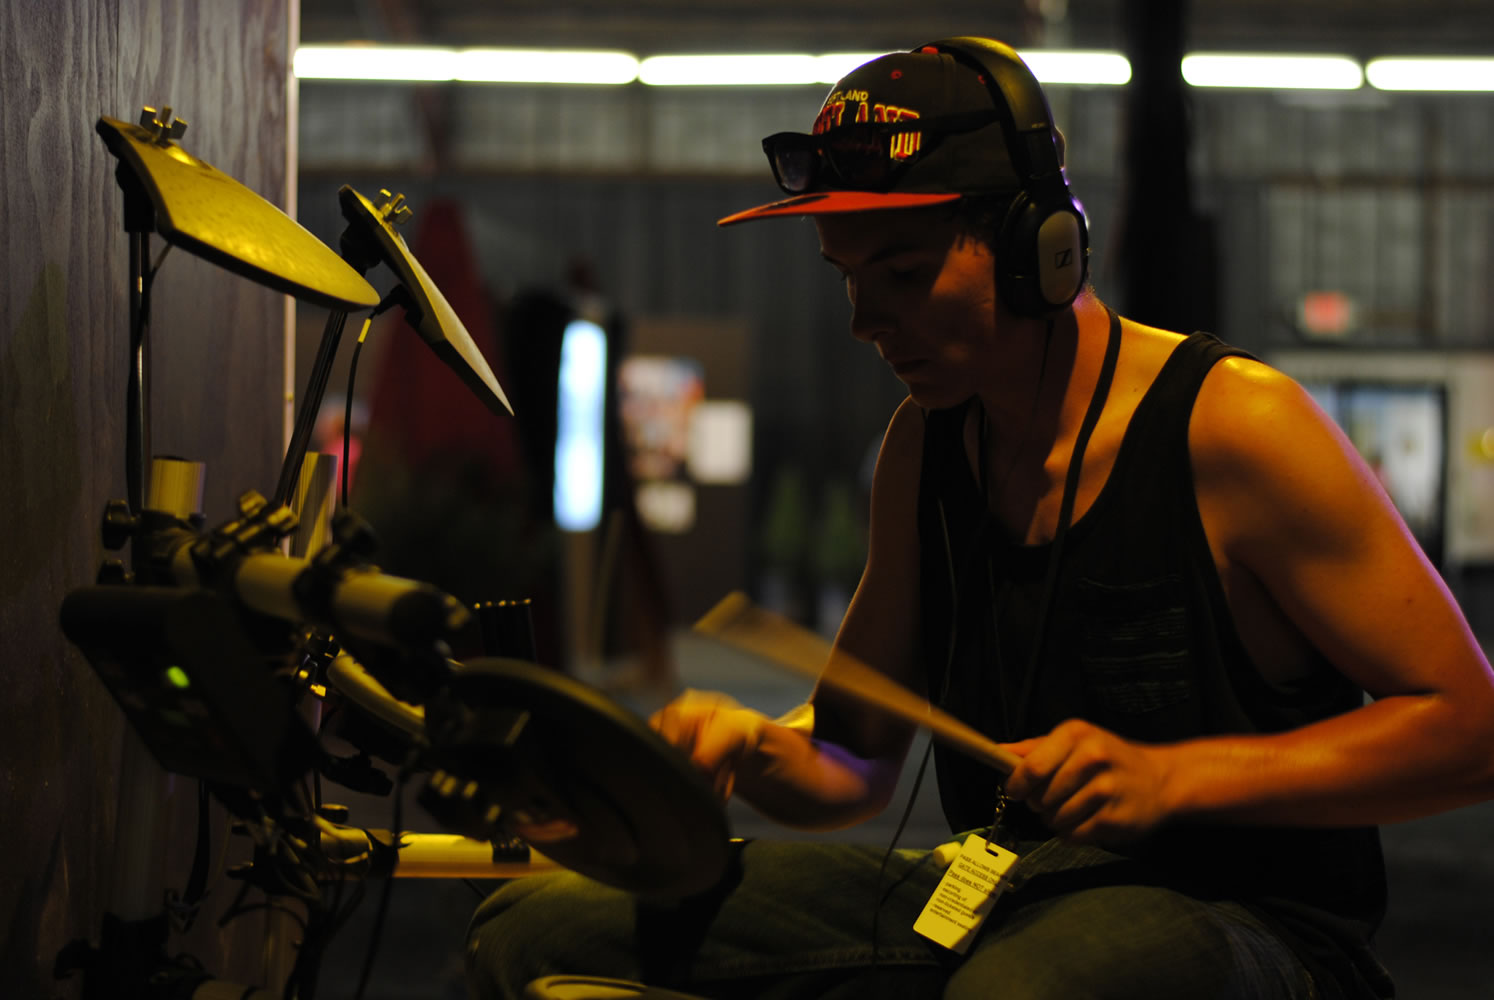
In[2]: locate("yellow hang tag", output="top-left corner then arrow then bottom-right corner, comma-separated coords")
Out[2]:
913,834 -> 1020,954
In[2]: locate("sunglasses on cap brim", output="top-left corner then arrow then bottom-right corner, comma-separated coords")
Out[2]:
762,109 -> 1003,196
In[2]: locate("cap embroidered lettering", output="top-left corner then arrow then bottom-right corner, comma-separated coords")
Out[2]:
813,101 -> 846,134
871,104 -> 922,123
889,131 -> 922,160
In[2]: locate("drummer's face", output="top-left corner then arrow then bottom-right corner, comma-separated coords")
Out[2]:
815,207 -> 1003,409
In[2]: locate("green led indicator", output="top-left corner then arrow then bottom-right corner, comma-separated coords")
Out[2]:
165,666 -> 191,690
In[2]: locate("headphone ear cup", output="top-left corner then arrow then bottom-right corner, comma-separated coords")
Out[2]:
995,192 -> 1089,318
993,192 -> 1035,318
1034,204 -> 1087,311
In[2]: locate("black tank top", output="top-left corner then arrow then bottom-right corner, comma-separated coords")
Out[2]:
916,332 -> 1390,999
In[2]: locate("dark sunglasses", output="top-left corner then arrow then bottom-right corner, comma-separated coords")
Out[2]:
762,109 -> 1003,195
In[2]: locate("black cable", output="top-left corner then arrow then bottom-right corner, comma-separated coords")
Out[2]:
216,878 -> 256,929
272,853 -> 322,909
341,316 -> 374,509
126,240 -> 172,510
218,901 -> 310,937
869,736 -> 936,968
352,759 -> 412,1000
166,781 -> 213,932
284,902 -> 327,1000
330,879 -> 368,936
274,806 -> 359,1000
131,243 -> 172,360
462,879 -> 489,901
336,289 -> 404,509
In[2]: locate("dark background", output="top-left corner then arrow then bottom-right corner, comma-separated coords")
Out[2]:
3,1 -> 1493,997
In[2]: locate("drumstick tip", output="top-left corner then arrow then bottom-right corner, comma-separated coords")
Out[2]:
693,590 -> 753,636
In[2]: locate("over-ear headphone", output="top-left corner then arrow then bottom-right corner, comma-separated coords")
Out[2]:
921,37 -> 1090,318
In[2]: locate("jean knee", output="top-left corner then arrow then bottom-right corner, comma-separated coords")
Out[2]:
466,872 -> 640,1000
942,888 -> 1263,1000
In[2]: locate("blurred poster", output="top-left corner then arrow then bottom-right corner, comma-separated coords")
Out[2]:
619,356 -> 705,532
1304,381 -> 1446,560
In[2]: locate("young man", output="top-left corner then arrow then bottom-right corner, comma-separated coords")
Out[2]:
468,37 -> 1494,1000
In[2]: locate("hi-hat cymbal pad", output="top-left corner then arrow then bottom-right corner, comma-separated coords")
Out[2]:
337,185 -> 513,417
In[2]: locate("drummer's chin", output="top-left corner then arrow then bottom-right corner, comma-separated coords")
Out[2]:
899,377 -> 968,412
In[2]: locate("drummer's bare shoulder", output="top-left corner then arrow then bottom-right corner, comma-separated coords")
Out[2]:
1187,356 -> 1494,702
870,394 -> 928,492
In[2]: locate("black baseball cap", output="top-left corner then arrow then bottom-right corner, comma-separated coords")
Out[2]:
718,44 -> 1031,226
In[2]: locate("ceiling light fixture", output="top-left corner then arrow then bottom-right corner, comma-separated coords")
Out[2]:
1021,51 -> 1132,85
456,48 -> 639,85
638,54 -> 824,86
293,45 -> 639,85
812,50 -> 1132,86
1366,57 -> 1494,92
303,46 -> 1494,94
1181,53 -> 1363,90
294,45 -> 458,82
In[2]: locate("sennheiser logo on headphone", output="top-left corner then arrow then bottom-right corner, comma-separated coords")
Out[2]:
1053,248 -> 1073,269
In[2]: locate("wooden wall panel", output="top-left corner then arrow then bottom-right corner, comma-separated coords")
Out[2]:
1,3 -> 132,996
0,1 -> 292,994
119,0 -> 294,518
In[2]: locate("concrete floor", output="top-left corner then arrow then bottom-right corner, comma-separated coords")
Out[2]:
315,632 -> 1494,998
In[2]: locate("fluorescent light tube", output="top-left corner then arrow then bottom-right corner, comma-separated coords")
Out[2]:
1181,53 -> 1363,90
639,54 -> 824,86
1021,51 -> 1132,85
295,45 -> 457,82
1366,57 -> 1494,92
813,50 -> 1131,87
456,49 -> 638,85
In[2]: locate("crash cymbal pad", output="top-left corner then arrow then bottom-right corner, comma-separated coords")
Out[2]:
97,111 -> 378,310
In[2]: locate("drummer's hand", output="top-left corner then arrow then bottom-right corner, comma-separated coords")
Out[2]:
1001,719 -> 1176,845
650,689 -> 768,801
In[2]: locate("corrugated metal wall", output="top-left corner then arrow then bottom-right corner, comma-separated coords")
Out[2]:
298,81 -> 1494,352
296,81 -> 1492,513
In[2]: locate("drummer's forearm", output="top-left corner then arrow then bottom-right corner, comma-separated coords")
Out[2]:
733,720 -> 901,830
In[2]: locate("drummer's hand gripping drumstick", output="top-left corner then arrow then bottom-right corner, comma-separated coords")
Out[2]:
693,592 -> 1022,776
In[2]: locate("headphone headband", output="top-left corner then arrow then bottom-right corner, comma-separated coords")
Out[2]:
920,38 -> 1066,191
919,37 -> 1090,317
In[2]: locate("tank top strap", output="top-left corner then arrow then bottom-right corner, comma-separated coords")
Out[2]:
1120,332 -> 1256,465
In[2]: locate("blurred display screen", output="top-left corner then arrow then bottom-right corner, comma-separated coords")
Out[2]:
555,318 -> 608,532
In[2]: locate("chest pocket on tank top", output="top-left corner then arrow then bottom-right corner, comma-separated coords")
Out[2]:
1073,573 -> 1202,739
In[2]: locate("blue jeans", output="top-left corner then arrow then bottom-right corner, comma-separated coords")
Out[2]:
466,836 -> 1317,1000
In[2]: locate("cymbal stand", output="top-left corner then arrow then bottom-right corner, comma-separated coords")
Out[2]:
273,308 -> 351,509
270,193 -> 410,511
115,107 -> 188,524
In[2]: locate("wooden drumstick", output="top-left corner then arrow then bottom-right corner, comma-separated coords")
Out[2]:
693,592 -> 1022,775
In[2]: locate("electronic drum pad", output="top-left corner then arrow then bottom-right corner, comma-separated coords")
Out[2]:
336,185 -> 514,417
95,114 -> 378,311
422,658 -> 731,898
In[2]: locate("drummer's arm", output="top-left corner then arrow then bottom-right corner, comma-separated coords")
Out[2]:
809,398 -> 926,805
691,399 -> 924,829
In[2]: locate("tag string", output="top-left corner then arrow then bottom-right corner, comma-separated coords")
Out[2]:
990,305 -> 1122,742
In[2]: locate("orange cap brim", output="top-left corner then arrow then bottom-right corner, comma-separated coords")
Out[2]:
717,190 -> 963,227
